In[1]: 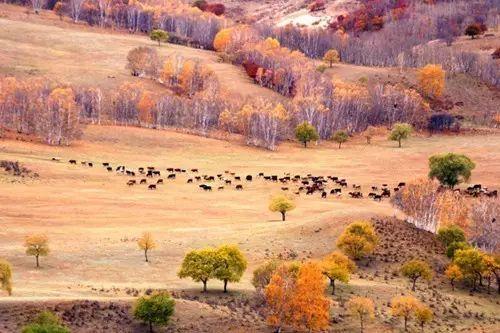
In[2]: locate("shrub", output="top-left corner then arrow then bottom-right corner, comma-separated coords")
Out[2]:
134,293 -> 175,333
22,311 -> 70,333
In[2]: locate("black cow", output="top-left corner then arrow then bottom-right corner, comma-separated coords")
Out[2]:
191,169 -> 199,173
147,170 -> 153,177
167,174 -> 176,179
138,167 -> 145,173
218,186 -> 224,191
246,175 -> 253,181
236,184 -> 243,190
225,180 -> 232,185
167,168 -> 174,172
127,180 -> 136,186
102,162 -> 110,167
321,191 -> 327,198
258,172 -> 264,177
140,179 -> 147,184
234,176 -> 241,181
106,167 -> 112,172
88,162 -> 93,167
281,187 -> 289,191
271,175 -> 278,182
157,179 -> 164,184
153,171 -> 161,176
187,179 -> 193,183
69,160 -> 77,164
397,182 -> 406,187
148,184 -> 157,190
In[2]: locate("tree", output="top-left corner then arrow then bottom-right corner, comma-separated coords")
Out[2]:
483,254 -> 500,294
389,123 -> 412,148
437,225 -> 466,247
414,304 -> 433,333
138,232 -> 156,262
336,221 -> 378,260
134,292 -> 175,333
253,260 -> 280,291
453,248 -> 486,291
465,24 -> 483,39
445,264 -> 463,291
215,245 -> 247,292
68,0 -> 84,22
321,251 -> 356,295
428,153 -> 475,188
213,28 -> 232,52
417,64 -> 445,99
469,197 -> 499,253
31,0 -> 45,14
401,259 -> 433,291
178,248 -> 221,292
390,296 -> 421,332
126,47 -> 160,78
295,121 -> 319,148
22,311 -> 70,333
332,130 -> 348,149
269,195 -> 296,221
150,29 -> 169,46
0,259 -> 12,296
446,241 -> 470,259
265,264 -> 296,333
24,234 -> 49,268
323,49 -> 340,67
288,262 -> 330,332
347,296 -> 375,333
361,126 -> 385,144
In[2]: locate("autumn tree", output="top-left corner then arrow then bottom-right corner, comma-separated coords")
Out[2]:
215,245 -> 247,292
465,24 -> 483,39
265,264 -> 296,333
24,234 -> 49,268
295,121 -> 319,148
213,27 -> 232,52
0,259 -> 12,296
428,153 -> 475,188
436,191 -> 470,231
126,47 -> 160,78
390,296 -> 421,332
69,0 -> 84,22
483,254 -> 500,294
332,130 -> 349,149
469,197 -> 499,253
269,194 -> 296,221
361,126 -> 385,144
138,232 -> 156,263
323,49 -> 340,67
178,248 -> 221,292
321,251 -> 356,295
453,248 -> 486,292
389,122 -> 412,148
150,29 -> 169,46
414,304 -> 433,333
437,225 -> 467,258
45,87 -> 82,145
346,296 -> 375,333
336,221 -> 378,260
134,292 -> 175,333
445,264 -> 463,291
417,64 -> 445,99
22,311 -> 70,333
401,259 -> 433,291
288,262 -> 330,332
137,91 -> 155,126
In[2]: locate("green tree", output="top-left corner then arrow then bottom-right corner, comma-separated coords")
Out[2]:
150,29 -> 169,46
0,259 -> 12,295
336,221 -> 378,260
22,311 -> 70,333
269,194 -> 296,221
401,259 -> 433,291
295,122 -> 319,148
428,153 -> 475,188
134,292 -> 175,333
215,245 -> 247,292
453,248 -> 486,291
437,226 -> 466,247
446,241 -> 470,259
389,123 -> 412,148
321,251 -> 356,295
178,248 -> 221,292
332,130 -> 349,149
24,234 -> 49,268
252,260 -> 280,290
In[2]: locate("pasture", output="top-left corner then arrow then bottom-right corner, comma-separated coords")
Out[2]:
0,125 -> 499,299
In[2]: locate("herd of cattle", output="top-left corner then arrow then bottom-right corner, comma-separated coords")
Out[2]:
57,158 -> 497,200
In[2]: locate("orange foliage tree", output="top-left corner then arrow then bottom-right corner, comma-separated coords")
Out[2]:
417,64 -> 445,99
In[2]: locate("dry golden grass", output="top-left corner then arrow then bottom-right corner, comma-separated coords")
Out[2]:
0,125 -> 499,299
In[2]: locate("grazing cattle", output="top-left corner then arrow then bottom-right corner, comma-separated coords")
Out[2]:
281,187 -> 289,191
175,168 -> 181,172
127,180 -> 136,186
398,182 -> 406,187
106,167 -> 113,172
69,160 -> 77,164
235,184 -> 243,190
349,192 -> 363,198
321,191 -> 327,198
187,178 -> 193,183
371,186 -> 378,191
373,195 -> 382,202
225,170 -> 230,174
51,157 -> 61,162
264,176 -> 271,180
302,180 -> 309,185
88,163 -> 93,167
191,169 -> 199,173
138,167 -> 145,173
394,187 -> 399,192
148,184 -> 157,190
195,176 -> 201,181
218,186 -> 224,191
353,184 -> 361,190
199,184 -> 212,191
103,162 -> 110,167
234,176 -> 241,181
167,174 -> 176,179
258,172 -> 264,177
205,176 -> 215,181
147,170 -> 153,177
153,171 -> 161,176
340,181 -> 348,188
157,179 -> 164,184
167,168 -> 174,172
271,175 -> 278,182
382,184 -> 388,187
81,161 -> 87,166
381,188 -> 391,197
140,179 -> 147,184
147,167 -> 155,170
181,169 -> 186,173
246,175 -> 253,181
225,180 -> 232,185
368,192 -> 377,198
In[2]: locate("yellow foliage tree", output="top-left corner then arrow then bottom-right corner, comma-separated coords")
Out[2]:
391,295 -> 421,332
347,296 -> 375,333
213,28 -> 233,52
269,194 -> 296,221
417,64 -> 445,99
323,49 -> 340,67
24,234 -> 49,268
445,264 -> 462,291
265,264 -> 296,333
321,251 -> 356,295
138,232 -> 156,262
336,221 -> 378,260
414,304 -> 433,333
0,259 -> 12,295
137,91 -> 155,126
437,190 -> 470,231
